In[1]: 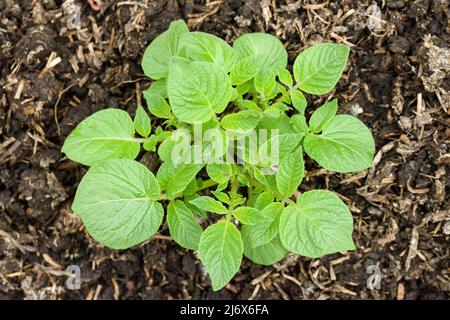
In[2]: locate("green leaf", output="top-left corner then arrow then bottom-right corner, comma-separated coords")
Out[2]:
231,88 -> 240,101
257,112 -> 293,134
157,129 -> 191,164
264,102 -> 289,119
179,32 -> 237,72
293,43 -> 350,95
266,82 -> 284,100
201,127 -> 228,164
246,192 -> 259,207
279,190 -> 355,258
206,163 -> 232,184
232,207 -> 261,225
72,159 -> 163,249
157,138 -> 174,163
134,105 -> 151,137
290,90 -> 307,114
230,194 -> 246,207
202,117 -> 221,131
290,114 -> 309,136
276,146 -> 304,197
215,181 -> 228,192
62,109 -> 141,166
212,191 -> 230,204
270,102 -> 290,113
156,162 -> 202,199
278,69 -> 293,88
143,92 -> 171,119
184,178 -> 200,196
236,79 -> 253,95
233,33 -> 287,76
309,99 -> 338,133
303,115 -> 375,172
167,200 -> 203,250
168,59 -> 233,123
254,192 -> 274,210
230,56 -> 260,85
236,99 -> 260,111
264,110 -> 282,120
143,135 -> 158,152
253,168 -> 278,191
254,70 -> 275,97
155,127 -> 171,141
241,226 -> 287,265
146,79 -> 167,98
198,220 -> 243,291
258,133 -> 302,165
221,110 -> 260,132
189,196 -> 228,214
246,202 -> 284,247
238,174 -> 250,187
263,107 -> 281,119
141,20 -> 188,79
184,194 -> 207,217
269,132 -> 302,153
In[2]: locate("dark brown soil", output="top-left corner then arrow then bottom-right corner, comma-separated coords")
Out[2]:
0,0 -> 449,300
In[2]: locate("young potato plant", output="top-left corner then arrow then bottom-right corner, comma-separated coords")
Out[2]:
62,20 -> 375,291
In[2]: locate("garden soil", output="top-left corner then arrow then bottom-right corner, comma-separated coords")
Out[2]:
0,0 -> 449,299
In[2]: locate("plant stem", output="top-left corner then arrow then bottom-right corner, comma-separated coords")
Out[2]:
244,171 -> 281,200
198,178 -> 218,191
282,197 -> 296,206
276,83 -> 300,104
246,172 -> 297,206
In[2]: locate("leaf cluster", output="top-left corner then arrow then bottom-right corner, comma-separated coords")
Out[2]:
62,20 -> 375,291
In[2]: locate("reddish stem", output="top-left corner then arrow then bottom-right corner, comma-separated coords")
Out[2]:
87,0 -> 101,11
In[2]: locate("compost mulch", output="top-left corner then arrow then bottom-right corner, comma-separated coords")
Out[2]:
0,0 -> 448,300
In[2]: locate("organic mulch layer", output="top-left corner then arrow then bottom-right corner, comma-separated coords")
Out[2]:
0,0 -> 449,300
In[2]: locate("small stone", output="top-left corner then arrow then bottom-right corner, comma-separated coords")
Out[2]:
125,281 -> 135,290
388,36 -> 410,54
386,0 -> 406,9
443,221 -> 450,235
350,103 -> 364,116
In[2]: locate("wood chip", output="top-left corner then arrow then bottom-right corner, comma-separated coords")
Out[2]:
330,255 -> 351,265
248,284 -> 260,300
42,253 -> 63,269
273,282 -> 290,300
250,270 -> 272,285
302,2 -> 329,10
397,283 -> 405,300
281,273 -> 303,287
334,284 -> 357,296
14,79 -> 25,99
406,177 -> 430,194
